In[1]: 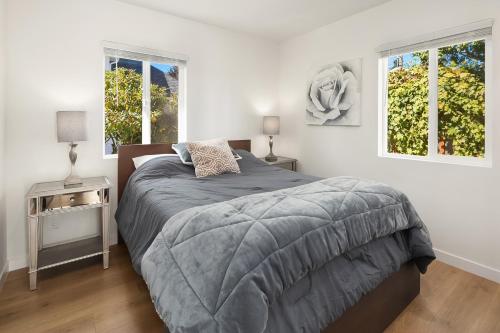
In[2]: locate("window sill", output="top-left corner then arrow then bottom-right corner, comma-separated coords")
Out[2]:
379,152 -> 492,168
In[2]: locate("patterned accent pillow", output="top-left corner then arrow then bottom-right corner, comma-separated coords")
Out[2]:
187,141 -> 241,177
173,139 -> 242,165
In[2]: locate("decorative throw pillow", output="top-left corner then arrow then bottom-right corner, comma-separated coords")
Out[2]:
187,141 -> 241,177
173,138 -> 242,165
172,142 -> 193,165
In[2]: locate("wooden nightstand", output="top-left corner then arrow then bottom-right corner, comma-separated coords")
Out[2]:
259,156 -> 297,171
26,176 -> 112,290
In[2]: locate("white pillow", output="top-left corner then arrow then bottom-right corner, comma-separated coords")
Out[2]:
132,154 -> 178,169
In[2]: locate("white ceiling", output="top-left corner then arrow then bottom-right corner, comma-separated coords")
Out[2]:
117,0 -> 391,41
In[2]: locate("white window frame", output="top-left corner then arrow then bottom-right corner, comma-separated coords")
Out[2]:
102,42 -> 188,158
378,35 -> 493,168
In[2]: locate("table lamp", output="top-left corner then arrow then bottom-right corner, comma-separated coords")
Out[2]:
57,111 -> 88,186
263,116 -> 280,162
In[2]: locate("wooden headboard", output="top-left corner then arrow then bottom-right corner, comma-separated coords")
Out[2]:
117,140 -> 251,202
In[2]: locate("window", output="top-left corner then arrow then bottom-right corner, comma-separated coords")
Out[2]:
103,45 -> 186,156
378,22 -> 492,166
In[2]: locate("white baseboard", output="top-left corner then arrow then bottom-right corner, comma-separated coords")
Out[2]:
434,248 -> 500,284
0,260 -> 8,290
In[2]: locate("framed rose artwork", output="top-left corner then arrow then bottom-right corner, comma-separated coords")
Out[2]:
306,58 -> 362,126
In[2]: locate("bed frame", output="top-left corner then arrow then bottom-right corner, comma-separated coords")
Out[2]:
117,140 -> 420,333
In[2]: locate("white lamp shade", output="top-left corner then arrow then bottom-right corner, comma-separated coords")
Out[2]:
57,111 -> 88,143
263,116 -> 280,135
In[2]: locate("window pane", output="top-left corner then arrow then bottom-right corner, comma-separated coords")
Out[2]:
150,63 -> 179,144
438,40 -> 485,157
104,57 -> 143,155
387,51 -> 429,156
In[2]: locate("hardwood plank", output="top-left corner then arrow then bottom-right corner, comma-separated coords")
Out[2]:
1,245 -> 498,333
0,246 -> 163,333
386,261 -> 500,333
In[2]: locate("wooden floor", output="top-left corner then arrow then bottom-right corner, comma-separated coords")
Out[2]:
0,245 -> 499,333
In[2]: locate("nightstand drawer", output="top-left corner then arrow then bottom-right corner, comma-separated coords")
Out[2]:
277,162 -> 294,171
259,156 -> 297,172
40,190 -> 101,212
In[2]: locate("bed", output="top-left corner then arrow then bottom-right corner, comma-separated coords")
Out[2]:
116,140 -> 435,333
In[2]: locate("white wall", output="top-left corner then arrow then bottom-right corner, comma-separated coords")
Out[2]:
5,0 -> 279,269
278,0 -> 500,281
0,0 -> 7,279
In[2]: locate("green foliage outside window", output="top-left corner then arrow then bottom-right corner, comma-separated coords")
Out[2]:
387,41 -> 485,158
387,54 -> 429,156
151,83 -> 178,145
104,68 -> 178,154
438,42 -> 485,157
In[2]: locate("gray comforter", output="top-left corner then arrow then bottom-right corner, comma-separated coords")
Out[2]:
116,150 -> 319,273
141,175 -> 434,332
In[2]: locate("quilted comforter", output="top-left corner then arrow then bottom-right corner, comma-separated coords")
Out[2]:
141,176 -> 434,333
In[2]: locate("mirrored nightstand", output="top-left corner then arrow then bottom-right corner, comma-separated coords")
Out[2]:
26,176 -> 112,290
259,156 -> 297,171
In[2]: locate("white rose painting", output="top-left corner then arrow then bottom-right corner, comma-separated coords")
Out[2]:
306,59 -> 361,126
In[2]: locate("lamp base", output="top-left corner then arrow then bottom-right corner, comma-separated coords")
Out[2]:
265,154 -> 278,162
64,174 -> 83,186
64,142 -> 82,187
265,135 -> 278,162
